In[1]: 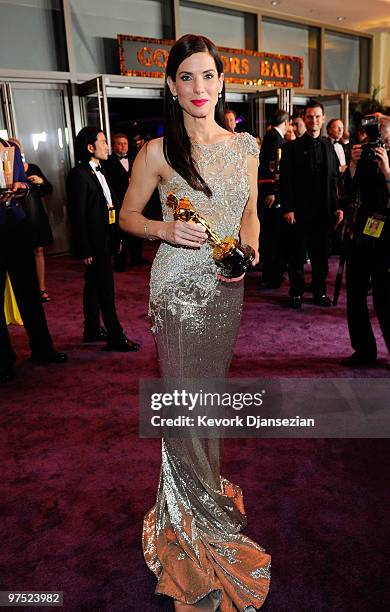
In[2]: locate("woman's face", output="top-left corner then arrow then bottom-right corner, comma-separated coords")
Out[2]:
167,51 -> 224,119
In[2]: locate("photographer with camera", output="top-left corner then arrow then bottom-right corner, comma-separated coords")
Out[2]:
341,114 -> 390,367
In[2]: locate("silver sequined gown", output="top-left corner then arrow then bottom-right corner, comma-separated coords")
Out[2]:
143,133 -> 271,611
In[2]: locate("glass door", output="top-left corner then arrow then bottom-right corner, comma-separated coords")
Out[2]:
5,82 -> 73,254
78,76 -> 111,147
316,94 -> 343,131
248,89 -> 291,138
0,82 -> 14,139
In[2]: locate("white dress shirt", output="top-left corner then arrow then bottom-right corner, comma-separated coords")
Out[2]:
118,155 -> 129,173
332,141 -> 346,167
89,160 -> 113,207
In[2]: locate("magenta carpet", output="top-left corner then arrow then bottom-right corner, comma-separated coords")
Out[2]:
1,252 -> 389,612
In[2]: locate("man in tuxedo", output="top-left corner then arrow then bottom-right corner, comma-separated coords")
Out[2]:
280,101 -> 343,308
291,114 -> 306,138
224,109 -> 237,133
66,127 -> 139,352
258,109 -> 289,288
104,133 -> 146,270
326,119 -> 351,172
0,138 -> 67,382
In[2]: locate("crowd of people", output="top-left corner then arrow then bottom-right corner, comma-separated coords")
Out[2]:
1,80 -> 390,382
250,102 -> 390,366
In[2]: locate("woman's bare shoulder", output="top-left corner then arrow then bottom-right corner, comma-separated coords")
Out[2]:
141,137 -> 173,180
143,137 -> 164,161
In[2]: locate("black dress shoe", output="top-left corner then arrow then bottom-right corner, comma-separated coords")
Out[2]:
83,327 -> 108,343
0,366 -> 15,383
31,349 -> 68,364
288,296 -> 302,309
341,352 -> 377,367
105,334 -> 140,352
313,295 -> 332,307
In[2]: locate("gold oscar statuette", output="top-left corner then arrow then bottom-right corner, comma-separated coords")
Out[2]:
166,192 -> 254,278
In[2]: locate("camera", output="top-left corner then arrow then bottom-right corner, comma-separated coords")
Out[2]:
360,115 -> 385,162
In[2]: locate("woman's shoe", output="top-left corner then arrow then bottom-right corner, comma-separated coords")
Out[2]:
40,290 -> 52,303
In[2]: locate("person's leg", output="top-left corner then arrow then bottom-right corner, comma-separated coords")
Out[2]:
308,224 -> 330,299
345,246 -> 377,359
286,224 -> 306,300
371,250 -> 390,354
83,262 -> 102,335
34,247 -> 45,291
94,253 -> 122,339
8,247 -> 53,356
34,246 -> 51,301
261,206 -> 283,285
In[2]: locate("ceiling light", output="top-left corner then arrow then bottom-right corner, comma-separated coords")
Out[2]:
270,1 -> 280,6
337,16 -> 346,21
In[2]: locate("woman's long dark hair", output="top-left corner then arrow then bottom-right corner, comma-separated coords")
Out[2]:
163,34 -> 226,197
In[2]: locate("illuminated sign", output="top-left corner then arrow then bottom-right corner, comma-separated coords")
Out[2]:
118,35 -> 304,88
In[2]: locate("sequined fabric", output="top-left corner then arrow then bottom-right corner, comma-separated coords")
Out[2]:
144,133 -> 271,610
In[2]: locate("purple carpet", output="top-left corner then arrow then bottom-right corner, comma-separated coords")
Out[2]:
1,252 -> 389,612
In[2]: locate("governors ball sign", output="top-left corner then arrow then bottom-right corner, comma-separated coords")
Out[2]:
118,35 -> 303,88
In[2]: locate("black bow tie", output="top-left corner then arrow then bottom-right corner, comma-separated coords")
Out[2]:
118,154 -> 128,160
95,164 -> 104,173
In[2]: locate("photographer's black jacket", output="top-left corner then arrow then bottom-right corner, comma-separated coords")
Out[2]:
344,150 -> 390,251
344,150 -> 390,215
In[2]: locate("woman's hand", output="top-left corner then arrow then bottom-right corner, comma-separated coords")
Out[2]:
217,248 -> 259,283
283,211 -> 296,225
28,174 -> 44,185
159,220 -> 207,248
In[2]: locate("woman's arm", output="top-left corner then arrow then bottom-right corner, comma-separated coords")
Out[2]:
119,139 -> 206,248
239,154 -> 260,266
217,154 -> 260,284
27,164 -> 53,196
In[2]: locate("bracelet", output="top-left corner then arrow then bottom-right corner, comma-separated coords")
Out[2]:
144,220 -> 156,241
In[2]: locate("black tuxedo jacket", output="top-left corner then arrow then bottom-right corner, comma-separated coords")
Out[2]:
259,127 -> 284,198
103,153 -> 131,204
280,132 -> 339,221
66,162 -> 119,259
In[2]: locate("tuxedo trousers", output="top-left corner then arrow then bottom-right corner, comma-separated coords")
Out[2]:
286,217 -> 332,298
0,220 -> 53,368
83,245 -> 123,339
261,201 -> 284,284
346,243 -> 390,358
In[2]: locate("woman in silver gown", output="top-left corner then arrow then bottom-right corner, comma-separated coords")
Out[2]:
120,34 -> 270,611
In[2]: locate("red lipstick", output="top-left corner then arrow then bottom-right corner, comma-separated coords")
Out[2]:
191,99 -> 208,106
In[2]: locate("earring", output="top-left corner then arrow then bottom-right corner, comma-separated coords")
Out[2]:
218,92 -> 222,99
172,95 -> 178,101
